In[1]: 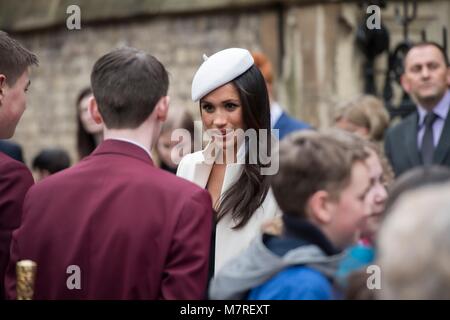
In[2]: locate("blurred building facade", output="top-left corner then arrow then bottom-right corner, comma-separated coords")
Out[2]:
0,0 -> 448,164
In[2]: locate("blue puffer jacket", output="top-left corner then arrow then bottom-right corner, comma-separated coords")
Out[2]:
209,215 -> 344,300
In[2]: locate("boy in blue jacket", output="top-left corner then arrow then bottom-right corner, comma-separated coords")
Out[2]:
209,131 -> 372,300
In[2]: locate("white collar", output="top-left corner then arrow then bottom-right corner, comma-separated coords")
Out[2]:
107,138 -> 152,160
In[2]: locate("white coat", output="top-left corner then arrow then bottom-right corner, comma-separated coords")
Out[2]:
177,142 -> 281,273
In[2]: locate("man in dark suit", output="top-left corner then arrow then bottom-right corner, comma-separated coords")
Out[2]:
385,42 -> 450,177
0,140 -> 24,162
251,52 -> 312,140
0,31 -> 37,299
5,48 -> 213,299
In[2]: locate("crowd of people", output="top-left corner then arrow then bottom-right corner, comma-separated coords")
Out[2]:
0,29 -> 450,299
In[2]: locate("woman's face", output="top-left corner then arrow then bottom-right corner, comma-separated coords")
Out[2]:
199,83 -> 245,150
335,117 -> 369,139
79,95 -> 103,135
156,130 -> 191,169
156,131 -> 177,168
362,149 -> 388,238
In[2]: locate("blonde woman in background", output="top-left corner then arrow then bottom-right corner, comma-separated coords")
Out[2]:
335,95 -> 390,143
334,95 -> 394,183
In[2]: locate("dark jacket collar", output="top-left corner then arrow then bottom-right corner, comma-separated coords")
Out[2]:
160,161 -> 178,174
90,139 -> 154,166
281,214 -> 340,256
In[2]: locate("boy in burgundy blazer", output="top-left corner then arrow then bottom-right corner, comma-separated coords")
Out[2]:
0,31 -> 38,299
5,47 -> 213,299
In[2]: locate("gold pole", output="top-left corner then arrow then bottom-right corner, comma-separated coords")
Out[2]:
16,260 -> 37,300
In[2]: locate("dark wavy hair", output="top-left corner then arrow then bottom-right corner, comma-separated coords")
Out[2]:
210,65 -> 272,229
76,87 -> 97,159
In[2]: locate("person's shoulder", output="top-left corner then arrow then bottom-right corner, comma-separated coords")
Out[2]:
148,167 -> 211,213
154,163 -> 202,189
0,152 -> 32,179
176,150 -> 204,176
179,150 -> 203,167
273,266 -> 330,287
386,111 -> 417,138
26,164 -> 73,196
279,112 -> 311,130
128,156 -> 209,202
249,266 -> 333,300
0,140 -> 22,152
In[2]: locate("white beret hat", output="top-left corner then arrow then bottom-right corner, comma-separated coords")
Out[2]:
191,48 -> 254,102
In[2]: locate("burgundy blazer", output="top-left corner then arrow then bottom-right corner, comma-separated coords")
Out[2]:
5,140 -> 213,299
0,152 -> 34,299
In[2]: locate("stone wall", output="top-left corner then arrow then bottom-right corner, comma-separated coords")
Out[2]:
3,0 -> 449,166
11,11 -> 267,164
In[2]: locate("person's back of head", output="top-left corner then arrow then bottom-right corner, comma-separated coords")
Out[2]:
0,31 -> 38,87
385,165 -> 450,214
32,148 -> 71,180
90,47 -> 169,129
272,130 -> 370,249
0,31 -> 38,138
377,182 -> 450,299
334,95 -> 390,142
325,128 -> 394,186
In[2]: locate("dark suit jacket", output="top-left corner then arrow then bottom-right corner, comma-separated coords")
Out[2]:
5,140 -> 213,299
0,152 -> 34,299
274,112 -> 312,140
0,140 -> 24,163
385,110 -> 450,177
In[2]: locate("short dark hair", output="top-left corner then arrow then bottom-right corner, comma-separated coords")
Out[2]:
91,47 -> 169,129
272,131 -> 369,219
0,31 -> 38,86
404,41 -> 449,69
32,148 -> 71,174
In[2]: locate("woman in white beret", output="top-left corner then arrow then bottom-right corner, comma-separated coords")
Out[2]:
177,48 -> 281,274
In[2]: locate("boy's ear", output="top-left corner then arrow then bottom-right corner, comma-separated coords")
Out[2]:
155,96 -> 170,122
0,74 -> 6,104
89,96 -> 103,125
307,190 -> 333,224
